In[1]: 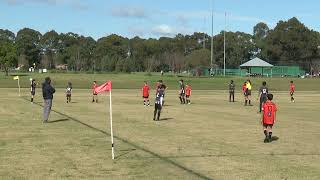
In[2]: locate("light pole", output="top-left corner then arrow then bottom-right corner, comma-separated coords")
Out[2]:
210,0 -> 214,76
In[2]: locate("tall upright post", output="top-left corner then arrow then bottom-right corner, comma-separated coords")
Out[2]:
224,12 -> 226,76
210,0 -> 214,76
109,90 -> 115,160
18,78 -> 21,97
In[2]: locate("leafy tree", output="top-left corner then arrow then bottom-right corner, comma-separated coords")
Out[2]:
0,42 -> 17,76
15,28 -> 42,68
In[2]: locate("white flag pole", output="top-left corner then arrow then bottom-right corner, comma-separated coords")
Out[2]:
18,78 -> 21,97
109,90 -> 115,160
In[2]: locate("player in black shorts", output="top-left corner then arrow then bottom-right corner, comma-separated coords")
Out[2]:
258,81 -> 268,113
66,82 -> 72,103
153,85 -> 165,121
30,79 -> 36,103
229,80 -> 235,102
178,79 -> 186,104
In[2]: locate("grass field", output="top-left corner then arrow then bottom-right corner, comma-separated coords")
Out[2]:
1,72 -> 320,91
0,84 -> 320,179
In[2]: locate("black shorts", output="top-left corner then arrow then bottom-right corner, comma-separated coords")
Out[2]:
186,95 -> 190,98
247,90 -> 252,95
93,93 -> 97,96
263,124 -> 273,129
180,93 -> 185,97
143,96 -> 149,99
154,103 -> 162,110
31,91 -> 35,96
66,94 -> 71,97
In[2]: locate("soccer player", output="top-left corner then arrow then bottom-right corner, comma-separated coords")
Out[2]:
242,81 -> 247,105
92,81 -> 98,103
245,80 -> 252,106
30,79 -> 36,103
290,81 -> 295,102
66,82 -> 72,103
153,85 -> 165,121
229,80 -> 235,102
185,84 -> 192,104
261,94 -> 277,143
258,81 -> 268,113
178,79 -> 186,104
142,81 -> 150,106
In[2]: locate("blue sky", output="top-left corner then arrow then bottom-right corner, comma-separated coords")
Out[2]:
0,0 -> 319,39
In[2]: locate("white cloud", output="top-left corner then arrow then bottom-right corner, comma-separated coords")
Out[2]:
111,6 -> 147,18
151,24 -> 175,36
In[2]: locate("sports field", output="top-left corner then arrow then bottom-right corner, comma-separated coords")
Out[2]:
0,74 -> 320,179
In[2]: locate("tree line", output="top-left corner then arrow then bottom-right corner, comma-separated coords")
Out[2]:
1,17 -> 320,76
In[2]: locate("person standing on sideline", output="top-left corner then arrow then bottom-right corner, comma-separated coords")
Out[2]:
66,82 -> 72,103
185,84 -> 192,104
92,81 -> 98,103
30,79 -> 36,103
290,81 -> 295,102
261,94 -> 277,143
229,80 -> 235,102
258,81 -> 268,113
142,81 -> 150,106
42,77 -> 55,123
178,79 -> 186,104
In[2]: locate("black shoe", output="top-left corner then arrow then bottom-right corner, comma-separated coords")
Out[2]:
153,118 -> 156,121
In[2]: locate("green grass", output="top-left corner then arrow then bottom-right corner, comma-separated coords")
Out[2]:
1,72 -> 320,91
0,87 -> 319,179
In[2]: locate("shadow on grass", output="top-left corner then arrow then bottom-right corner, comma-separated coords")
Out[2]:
271,136 -> 279,142
158,118 -> 173,121
117,148 -> 137,160
48,118 -> 69,123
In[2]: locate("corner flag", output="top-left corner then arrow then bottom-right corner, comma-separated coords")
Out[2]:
13,76 -> 20,96
94,81 -> 112,94
94,81 -> 115,160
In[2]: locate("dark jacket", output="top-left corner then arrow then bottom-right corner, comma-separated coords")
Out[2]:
42,82 -> 55,100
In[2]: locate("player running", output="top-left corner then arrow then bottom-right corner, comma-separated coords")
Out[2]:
258,81 -> 268,113
290,81 -> 295,102
261,94 -> 277,143
66,82 -> 72,103
178,79 -> 186,104
92,81 -> 98,103
142,81 -> 150,106
153,85 -> 165,121
185,83 -> 192,104
229,80 -> 235,102
30,79 -> 36,103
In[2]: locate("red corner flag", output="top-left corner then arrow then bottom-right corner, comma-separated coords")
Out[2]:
94,81 -> 112,94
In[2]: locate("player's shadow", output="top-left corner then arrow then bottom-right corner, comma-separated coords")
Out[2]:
48,118 -> 69,123
271,136 -> 279,142
158,118 -> 173,121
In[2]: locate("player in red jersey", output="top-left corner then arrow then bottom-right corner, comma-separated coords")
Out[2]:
185,84 -> 192,104
142,81 -> 150,106
290,81 -> 295,102
242,82 -> 247,105
92,81 -> 98,103
261,94 -> 277,143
